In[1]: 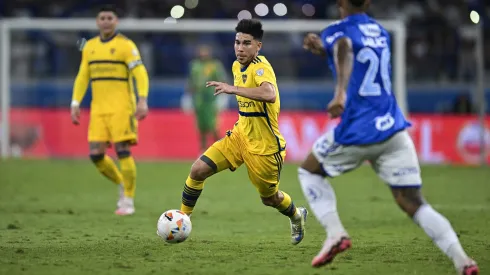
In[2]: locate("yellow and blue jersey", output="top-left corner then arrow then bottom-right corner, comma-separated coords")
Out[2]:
231,55 -> 286,155
74,33 -> 145,115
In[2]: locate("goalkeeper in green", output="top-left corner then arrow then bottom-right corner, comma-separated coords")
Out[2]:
187,45 -> 227,152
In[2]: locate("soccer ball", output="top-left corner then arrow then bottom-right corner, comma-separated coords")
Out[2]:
156,210 -> 192,243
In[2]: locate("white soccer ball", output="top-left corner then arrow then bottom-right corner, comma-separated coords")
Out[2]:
156,210 -> 192,243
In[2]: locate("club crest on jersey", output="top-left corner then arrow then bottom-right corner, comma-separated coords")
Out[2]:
256,68 -> 264,76
242,74 -> 247,83
110,48 -> 115,54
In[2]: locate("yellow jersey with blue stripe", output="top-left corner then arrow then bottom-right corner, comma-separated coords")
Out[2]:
231,55 -> 286,155
79,33 -> 143,115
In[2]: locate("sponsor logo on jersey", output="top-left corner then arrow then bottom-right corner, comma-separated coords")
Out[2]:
237,101 -> 255,108
325,31 -> 344,45
392,167 -> 419,177
256,68 -> 264,76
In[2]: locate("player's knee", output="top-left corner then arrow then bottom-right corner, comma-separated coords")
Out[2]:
89,142 -> 107,155
261,192 -> 282,207
116,150 -> 131,159
90,153 -> 104,163
300,153 -> 326,176
189,157 -> 216,181
392,187 -> 425,217
115,141 -> 130,151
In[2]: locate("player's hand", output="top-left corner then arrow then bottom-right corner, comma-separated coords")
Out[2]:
327,89 -> 346,118
135,99 -> 149,120
303,33 -> 325,56
70,106 -> 81,125
206,81 -> 237,96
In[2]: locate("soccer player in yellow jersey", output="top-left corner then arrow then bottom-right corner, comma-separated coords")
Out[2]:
180,19 -> 308,244
70,6 -> 149,216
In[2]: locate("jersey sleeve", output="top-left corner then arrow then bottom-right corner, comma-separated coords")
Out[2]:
71,45 -> 90,104
253,63 -> 276,87
123,40 -> 143,70
320,23 -> 348,54
123,39 -> 149,97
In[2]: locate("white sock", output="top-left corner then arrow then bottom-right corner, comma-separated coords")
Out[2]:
298,167 -> 347,238
413,204 -> 469,268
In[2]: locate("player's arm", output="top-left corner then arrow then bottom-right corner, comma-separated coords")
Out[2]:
303,33 -> 327,56
207,81 -> 276,103
72,49 -> 89,107
70,47 -> 90,125
235,82 -> 276,103
125,41 -> 149,99
333,37 -> 353,94
327,37 -> 353,118
124,41 -> 150,119
207,64 -> 276,103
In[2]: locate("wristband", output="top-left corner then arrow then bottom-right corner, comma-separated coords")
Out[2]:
71,100 -> 80,108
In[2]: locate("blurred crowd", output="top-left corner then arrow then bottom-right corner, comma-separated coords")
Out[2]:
1,0 -> 489,82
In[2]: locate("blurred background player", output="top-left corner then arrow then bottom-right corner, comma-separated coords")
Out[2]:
179,19 -> 308,245
70,5 -> 150,216
187,45 -> 227,152
300,0 -> 479,274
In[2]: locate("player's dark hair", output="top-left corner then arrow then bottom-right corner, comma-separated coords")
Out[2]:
235,19 -> 264,41
98,5 -> 119,16
348,0 -> 366,8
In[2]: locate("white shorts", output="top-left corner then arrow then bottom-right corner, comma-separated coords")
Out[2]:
311,130 -> 422,188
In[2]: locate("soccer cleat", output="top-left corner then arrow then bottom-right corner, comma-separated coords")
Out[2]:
312,235 -> 352,268
115,197 -> 135,216
458,259 -> 479,275
290,207 -> 308,245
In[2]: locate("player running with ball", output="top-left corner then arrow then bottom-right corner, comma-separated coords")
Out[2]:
179,19 -> 308,245
71,5 -> 149,216
300,0 -> 479,274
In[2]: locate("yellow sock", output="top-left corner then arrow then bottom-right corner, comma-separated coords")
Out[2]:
180,176 -> 205,216
119,156 -> 137,198
91,154 -> 124,185
275,191 -> 299,218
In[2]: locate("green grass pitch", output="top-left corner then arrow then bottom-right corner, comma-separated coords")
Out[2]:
0,159 -> 489,275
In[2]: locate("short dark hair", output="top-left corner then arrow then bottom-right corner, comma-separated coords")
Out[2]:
235,19 -> 264,40
98,5 -> 119,16
349,0 -> 366,7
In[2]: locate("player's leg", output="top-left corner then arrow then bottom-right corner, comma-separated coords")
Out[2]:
244,151 -> 307,245
297,130 -> 362,267
374,131 -> 479,275
180,131 -> 243,216
89,142 -> 124,185
110,113 -> 138,216
88,115 -> 124,189
114,141 -> 136,215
